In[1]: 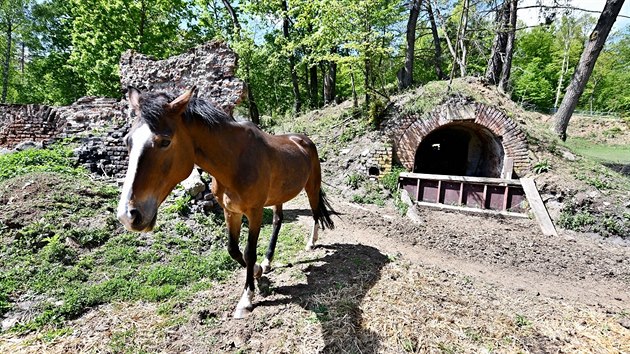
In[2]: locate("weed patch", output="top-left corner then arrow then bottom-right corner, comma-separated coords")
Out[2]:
0,143 -> 83,182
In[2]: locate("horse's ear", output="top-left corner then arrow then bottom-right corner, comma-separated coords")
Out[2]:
168,86 -> 197,116
128,86 -> 141,111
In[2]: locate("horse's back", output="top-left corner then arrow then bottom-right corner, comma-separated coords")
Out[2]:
260,132 -> 320,206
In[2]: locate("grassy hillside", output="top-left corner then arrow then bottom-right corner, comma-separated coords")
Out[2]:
272,77 -> 630,238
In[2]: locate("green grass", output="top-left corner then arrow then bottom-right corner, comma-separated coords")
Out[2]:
0,145 -> 309,334
0,142 -> 83,181
565,137 -> 630,164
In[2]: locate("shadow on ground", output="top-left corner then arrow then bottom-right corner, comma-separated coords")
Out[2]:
604,162 -> 630,177
257,243 -> 390,352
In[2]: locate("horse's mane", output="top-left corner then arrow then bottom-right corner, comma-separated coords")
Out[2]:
138,91 -> 235,131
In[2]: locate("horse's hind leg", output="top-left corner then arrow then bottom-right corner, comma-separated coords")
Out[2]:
305,180 -> 320,251
261,204 -> 283,274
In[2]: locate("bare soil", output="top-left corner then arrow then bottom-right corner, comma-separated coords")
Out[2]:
4,192 -> 628,353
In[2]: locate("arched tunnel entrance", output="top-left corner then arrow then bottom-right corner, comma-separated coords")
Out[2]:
413,122 -> 504,178
390,102 -> 532,217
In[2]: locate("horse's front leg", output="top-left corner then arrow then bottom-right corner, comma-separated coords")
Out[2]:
234,208 -> 263,319
225,210 -> 246,268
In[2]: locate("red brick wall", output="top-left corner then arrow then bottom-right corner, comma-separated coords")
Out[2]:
387,102 -> 529,176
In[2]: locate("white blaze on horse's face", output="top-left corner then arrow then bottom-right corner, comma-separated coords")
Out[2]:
117,123 -> 158,232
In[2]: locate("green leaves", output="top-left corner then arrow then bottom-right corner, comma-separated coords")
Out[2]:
68,0 -> 193,96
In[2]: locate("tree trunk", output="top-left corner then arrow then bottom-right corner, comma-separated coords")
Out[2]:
427,2 -> 445,80
552,0 -> 624,141
323,59 -> 337,105
553,38 -> 570,109
138,0 -> 147,50
458,0 -> 469,77
485,1 -> 510,84
2,21 -> 12,103
399,0 -> 422,90
350,68 -> 358,108
498,0 -> 517,92
221,0 -> 241,32
20,41 -> 24,75
432,0 -> 465,77
364,57 -> 371,107
281,0 -> 302,112
447,0 -> 468,91
309,64 -> 318,108
245,65 -> 260,125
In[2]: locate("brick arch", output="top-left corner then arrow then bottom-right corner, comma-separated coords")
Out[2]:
391,102 -> 529,176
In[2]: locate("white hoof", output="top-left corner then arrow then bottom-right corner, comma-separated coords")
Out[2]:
233,306 -> 252,319
233,289 -> 254,319
261,258 -> 271,274
306,222 -> 319,250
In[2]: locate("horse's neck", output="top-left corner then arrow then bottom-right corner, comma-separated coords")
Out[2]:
189,120 -> 243,184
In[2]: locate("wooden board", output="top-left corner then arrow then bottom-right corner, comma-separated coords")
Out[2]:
520,177 -> 558,236
399,172 -> 522,186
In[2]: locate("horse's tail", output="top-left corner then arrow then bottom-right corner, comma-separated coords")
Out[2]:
317,189 -> 336,230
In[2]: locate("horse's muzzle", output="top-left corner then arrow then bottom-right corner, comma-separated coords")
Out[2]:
117,206 -> 157,232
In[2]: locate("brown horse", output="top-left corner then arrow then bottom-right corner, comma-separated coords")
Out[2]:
117,86 -> 334,318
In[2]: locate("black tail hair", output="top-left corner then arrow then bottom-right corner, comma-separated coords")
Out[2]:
317,189 -> 336,230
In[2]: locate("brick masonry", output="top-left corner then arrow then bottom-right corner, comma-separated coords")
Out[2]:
360,144 -> 393,179
385,101 -> 529,176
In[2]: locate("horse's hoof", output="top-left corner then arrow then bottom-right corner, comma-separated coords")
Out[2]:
233,306 -> 253,319
261,259 -> 271,274
253,264 -> 263,279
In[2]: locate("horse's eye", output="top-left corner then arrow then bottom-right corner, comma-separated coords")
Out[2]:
159,139 -> 171,148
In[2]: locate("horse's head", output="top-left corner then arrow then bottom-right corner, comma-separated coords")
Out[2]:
117,86 -> 197,232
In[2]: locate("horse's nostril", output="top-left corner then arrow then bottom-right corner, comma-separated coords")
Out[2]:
129,208 -> 141,224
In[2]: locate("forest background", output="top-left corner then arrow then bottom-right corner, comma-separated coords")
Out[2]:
1,0 -> 629,126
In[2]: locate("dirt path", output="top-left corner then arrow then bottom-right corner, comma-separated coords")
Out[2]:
316,198 -> 630,309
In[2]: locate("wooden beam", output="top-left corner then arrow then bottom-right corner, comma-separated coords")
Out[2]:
520,177 -> 558,236
502,186 -> 510,211
501,157 -> 514,179
399,172 -> 522,186
416,201 -> 529,218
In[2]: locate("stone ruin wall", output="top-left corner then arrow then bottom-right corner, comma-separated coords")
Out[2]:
0,41 -> 246,179
120,40 -> 245,116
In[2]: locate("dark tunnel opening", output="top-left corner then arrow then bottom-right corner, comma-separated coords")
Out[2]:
413,122 -> 505,178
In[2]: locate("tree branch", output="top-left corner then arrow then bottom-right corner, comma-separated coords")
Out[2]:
517,5 -> 630,19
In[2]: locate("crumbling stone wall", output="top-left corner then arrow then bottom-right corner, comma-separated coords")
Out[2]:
119,40 -> 246,116
0,104 -> 65,148
0,97 -> 124,149
0,41 -> 246,179
360,144 -> 393,179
